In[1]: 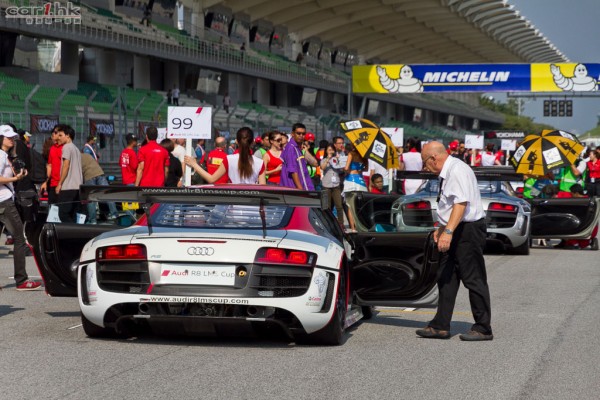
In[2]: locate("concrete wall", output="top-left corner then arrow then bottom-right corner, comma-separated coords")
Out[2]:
256,78 -> 270,105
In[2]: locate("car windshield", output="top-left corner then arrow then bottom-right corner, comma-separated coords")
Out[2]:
151,203 -> 290,229
424,179 -> 500,194
478,181 -> 500,193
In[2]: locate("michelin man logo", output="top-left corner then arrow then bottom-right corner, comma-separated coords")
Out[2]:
377,65 -> 424,93
314,273 -> 327,294
550,63 -> 598,91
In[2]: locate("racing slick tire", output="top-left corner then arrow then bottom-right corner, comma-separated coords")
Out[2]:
591,238 -> 599,251
81,313 -> 119,338
300,268 -> 348,346
508,239 -> 530,255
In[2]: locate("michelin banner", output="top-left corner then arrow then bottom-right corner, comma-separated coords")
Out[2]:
353,63 -> 600,93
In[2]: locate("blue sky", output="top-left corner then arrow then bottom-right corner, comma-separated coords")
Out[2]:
502,0 -> 600,134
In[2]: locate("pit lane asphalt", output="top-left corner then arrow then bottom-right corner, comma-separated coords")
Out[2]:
1,241 -> 599,400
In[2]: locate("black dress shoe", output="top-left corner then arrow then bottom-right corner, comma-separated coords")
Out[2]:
416,326 -> 451,339
459,330 -> 494,341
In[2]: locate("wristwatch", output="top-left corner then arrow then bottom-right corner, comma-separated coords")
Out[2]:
444,228 -> 453,235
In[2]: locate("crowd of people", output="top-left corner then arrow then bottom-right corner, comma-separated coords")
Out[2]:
2,119 -> 599,294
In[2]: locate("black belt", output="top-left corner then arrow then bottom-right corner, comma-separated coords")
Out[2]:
459,218 -> 485,225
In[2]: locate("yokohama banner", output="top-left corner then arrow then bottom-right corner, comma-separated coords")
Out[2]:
30,114 -> 59,134
89,119 -> 115,137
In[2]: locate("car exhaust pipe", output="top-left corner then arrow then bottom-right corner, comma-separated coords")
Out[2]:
247,306 -> 259,317
139,303 -> 150,314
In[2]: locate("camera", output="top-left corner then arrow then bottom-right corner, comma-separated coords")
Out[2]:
11,158 -> 26,174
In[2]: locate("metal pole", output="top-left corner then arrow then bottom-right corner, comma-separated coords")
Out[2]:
25,85 -> 40,120
53,88 -> 69,116
347,77 -> 352,119
133,96 -> 146,136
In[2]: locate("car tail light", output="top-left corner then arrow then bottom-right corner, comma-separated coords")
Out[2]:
97,244 -> 147,261
255,248 -> 316,267
488,202 -> 517,213
264,248 -> 286,263
404,201 -> 431,210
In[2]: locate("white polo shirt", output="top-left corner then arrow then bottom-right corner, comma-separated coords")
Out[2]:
437,156 -> 485,225
0,150 -> 14,202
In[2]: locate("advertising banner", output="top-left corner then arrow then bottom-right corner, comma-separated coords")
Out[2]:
30,114 -> 59,134
484,131 -> 526,139
89,119 -> 115,137
353,63 -> 600,93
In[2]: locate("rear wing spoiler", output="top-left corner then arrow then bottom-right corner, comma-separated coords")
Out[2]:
80,185 -> 330,209
397,166 -> 523,182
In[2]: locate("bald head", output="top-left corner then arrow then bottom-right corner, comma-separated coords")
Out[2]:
215,136 -> 226,148
422,141 -> 447,157
421,141 -> 448,174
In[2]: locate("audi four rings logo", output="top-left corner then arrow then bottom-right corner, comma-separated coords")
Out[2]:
187,247 -> 215,256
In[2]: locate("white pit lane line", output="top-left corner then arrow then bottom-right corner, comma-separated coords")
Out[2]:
68,324 -> 83,330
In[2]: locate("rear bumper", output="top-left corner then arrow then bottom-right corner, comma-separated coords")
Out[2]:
78,263 -> 340,335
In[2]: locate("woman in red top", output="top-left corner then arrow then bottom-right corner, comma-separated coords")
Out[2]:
466,149 -> 482,167
587,149 -> 600,197
262,131 -> 283,185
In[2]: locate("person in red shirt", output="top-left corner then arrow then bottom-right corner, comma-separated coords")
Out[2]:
263,131 -> 283,185
135,127 -> 169,187
120,134 -> 138,185
370,173 -> 385,194
206,136 -> 229,184
587,149 -> 600,197
39,124 -> 64,204
466,148 -> 482,167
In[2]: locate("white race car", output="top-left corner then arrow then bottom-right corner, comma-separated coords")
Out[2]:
31,185 -> 440,345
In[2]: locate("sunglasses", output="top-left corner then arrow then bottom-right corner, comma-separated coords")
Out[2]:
294,131 -> 306,135
274,139 -> 283,143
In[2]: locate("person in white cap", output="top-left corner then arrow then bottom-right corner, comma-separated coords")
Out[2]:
0,125 -> 42,290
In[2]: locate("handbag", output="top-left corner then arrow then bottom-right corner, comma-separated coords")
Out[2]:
14,188 -> 39,222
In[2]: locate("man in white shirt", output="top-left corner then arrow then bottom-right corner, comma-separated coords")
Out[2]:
172,86 -> 180,106
416,141 -> 493,341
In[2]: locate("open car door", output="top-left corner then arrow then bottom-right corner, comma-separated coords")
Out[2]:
345,192 -> 440,308
530,197 -> 600,239
28,198 -> 129,297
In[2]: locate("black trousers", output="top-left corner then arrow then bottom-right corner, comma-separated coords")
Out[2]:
57,189 -> 80,223
587,181 -> 600,197
429,219 -> 492,334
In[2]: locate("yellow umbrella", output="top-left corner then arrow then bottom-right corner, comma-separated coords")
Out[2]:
510,129 -> 584,176
340,119 -> 399,169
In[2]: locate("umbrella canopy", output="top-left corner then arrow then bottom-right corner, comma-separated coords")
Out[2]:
510,129 -> 584,176
340,119 -> 399,169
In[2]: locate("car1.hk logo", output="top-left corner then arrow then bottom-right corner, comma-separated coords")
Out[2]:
5,2 -> 81,24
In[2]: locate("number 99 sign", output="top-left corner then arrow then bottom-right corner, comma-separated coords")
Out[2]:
167,106 -> 212,139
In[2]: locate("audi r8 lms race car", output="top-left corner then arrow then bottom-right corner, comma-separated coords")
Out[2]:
345,166 -> 600,254
29,185 -> 440,345
345,167 -> 532,255
529,195 -> 600,249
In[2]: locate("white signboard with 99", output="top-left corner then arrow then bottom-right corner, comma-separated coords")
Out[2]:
167,106 -> 212,139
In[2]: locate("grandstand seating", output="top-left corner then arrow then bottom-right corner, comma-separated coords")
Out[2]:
0,1 -> 506,171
